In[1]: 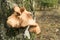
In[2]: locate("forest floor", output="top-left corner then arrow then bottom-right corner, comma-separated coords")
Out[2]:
35,8 -> 60,40
0,8 -> 60,40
